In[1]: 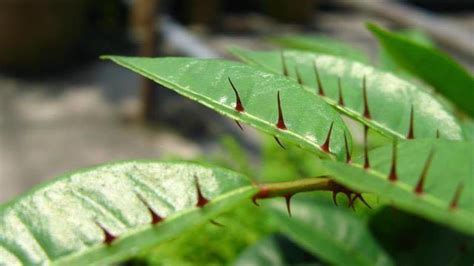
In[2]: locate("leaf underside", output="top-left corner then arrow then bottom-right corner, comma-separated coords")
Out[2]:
322,140 -> 474,235
231,48 -> 463,140
269,196 -> 394,266
368,23 -> 474,117
103,56 -> 351,160
0,161 -> 256,265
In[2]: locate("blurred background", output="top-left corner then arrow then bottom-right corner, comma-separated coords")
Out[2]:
0,0 -> 473,203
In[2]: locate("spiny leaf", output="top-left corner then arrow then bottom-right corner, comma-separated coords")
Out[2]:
102,56 -> 351,160
269,196 -> 394,266
230,48 -> 463,140
368,23 -> 474,117
322,140 -> 474,235
0,161 -> 256,265
268,35 -> 370,63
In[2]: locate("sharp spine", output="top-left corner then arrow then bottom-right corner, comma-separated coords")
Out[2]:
276,91 -> 287,130
414,149 -> 435,195
407,105 -> 415,139
321,122 -> 334,153
344,131 -> 352,163
362,76 -> 371,119
228,77 -> 244,112
313,61 -> 325,96
388,139 -> 398,182
337,77 -> 345,106
274,136 -> 286,149
449,182 -> 464,210
363,125 -> 370,169
281,51 -> 288,76
194,176 -> 209,207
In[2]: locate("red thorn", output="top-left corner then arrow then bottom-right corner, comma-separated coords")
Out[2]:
450,182 -> 464,210
351,193 -> 372,209
407,105 -> 415,139
313,61 -> 325,96
274,136 -> 286,150
343,131 -> 352,163
284,194 -> 294,217
329,181 -> 352,207
137,194 -> 164,225
321,122 -> 334,153
295,66 -> 303,85
210,220 -> 225,227
362,76 -> 371,119
337,77 -> 345,106
363,125 -> 370,169
194,176 -> 209,207
388,139 -> 398,182
234,120 -> 244,131
281,51 -> 288,76
228,77 -> 244,112
414,149 -> 435,195
97,223 -> 116,245
276,91 -> 287,130
436,129 -> 440,139
251,186 -> 269,206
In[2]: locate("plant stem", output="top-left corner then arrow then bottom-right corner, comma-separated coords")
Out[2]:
255,176 -> 334,199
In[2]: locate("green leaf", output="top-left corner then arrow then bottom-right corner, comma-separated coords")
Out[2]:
234,236 -> 285,266
0,161 -> 256,265
462,119 -> 474,140
322,140 -> 474,235
268,196 -> 394,266
269,35 -> 370,63
231,48 -> 463,140
103,56 -> 351,160
368,23 -> 474,117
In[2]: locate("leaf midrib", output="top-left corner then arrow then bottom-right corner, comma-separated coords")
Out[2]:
233,51 -> 406,139
105,56 -> 335,159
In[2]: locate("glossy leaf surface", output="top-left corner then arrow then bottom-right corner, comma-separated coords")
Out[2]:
0,161 -> 256,265
269,196 -> 393,266
323,140 -> 474,235
103,56 -> 351,160
368,24 -> 474,117
231,48 -> 463,140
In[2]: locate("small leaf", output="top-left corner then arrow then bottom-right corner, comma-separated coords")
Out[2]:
231,48 -> 463,140
368,23 -> 474,117
323,140 -> 474,235
269,35 -> 370,63
0,161 -> 256,265
103,56 -> 351,160
269,196 -> 394,266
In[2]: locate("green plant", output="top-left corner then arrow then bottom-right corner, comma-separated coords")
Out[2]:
1,23 -> 473,265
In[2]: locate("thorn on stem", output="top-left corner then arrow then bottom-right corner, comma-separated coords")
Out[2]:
97,223 -> 116,245
414,149 -> 435,195
344,131 -> 352,163
276,91 -> 287,130
137,194 -> 164,225
194,176 -> 209,207
313,61 -> 325,96
234,120 -> 244,131
321,122 -> 334,153
228,77 -> 244,112
363,125 -> 370,169
274,136 -> 286,149
407,105 -> 415,139
295,66 -> 303,85
337,77 -> 345,106
450,182 -> 464,210
388,139 -> 398,182
362,76 -> 371,119
284,194 -> 294,217
251,186 -> 269,206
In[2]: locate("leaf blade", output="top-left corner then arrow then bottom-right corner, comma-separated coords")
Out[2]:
103,56 -> 351,160
0,161 -> 256,265
368,23 -> 474,117
231,48 -> 463,140
322,140 -> 474,235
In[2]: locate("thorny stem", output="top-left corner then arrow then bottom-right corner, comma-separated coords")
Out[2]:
255,176 -> 333,199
